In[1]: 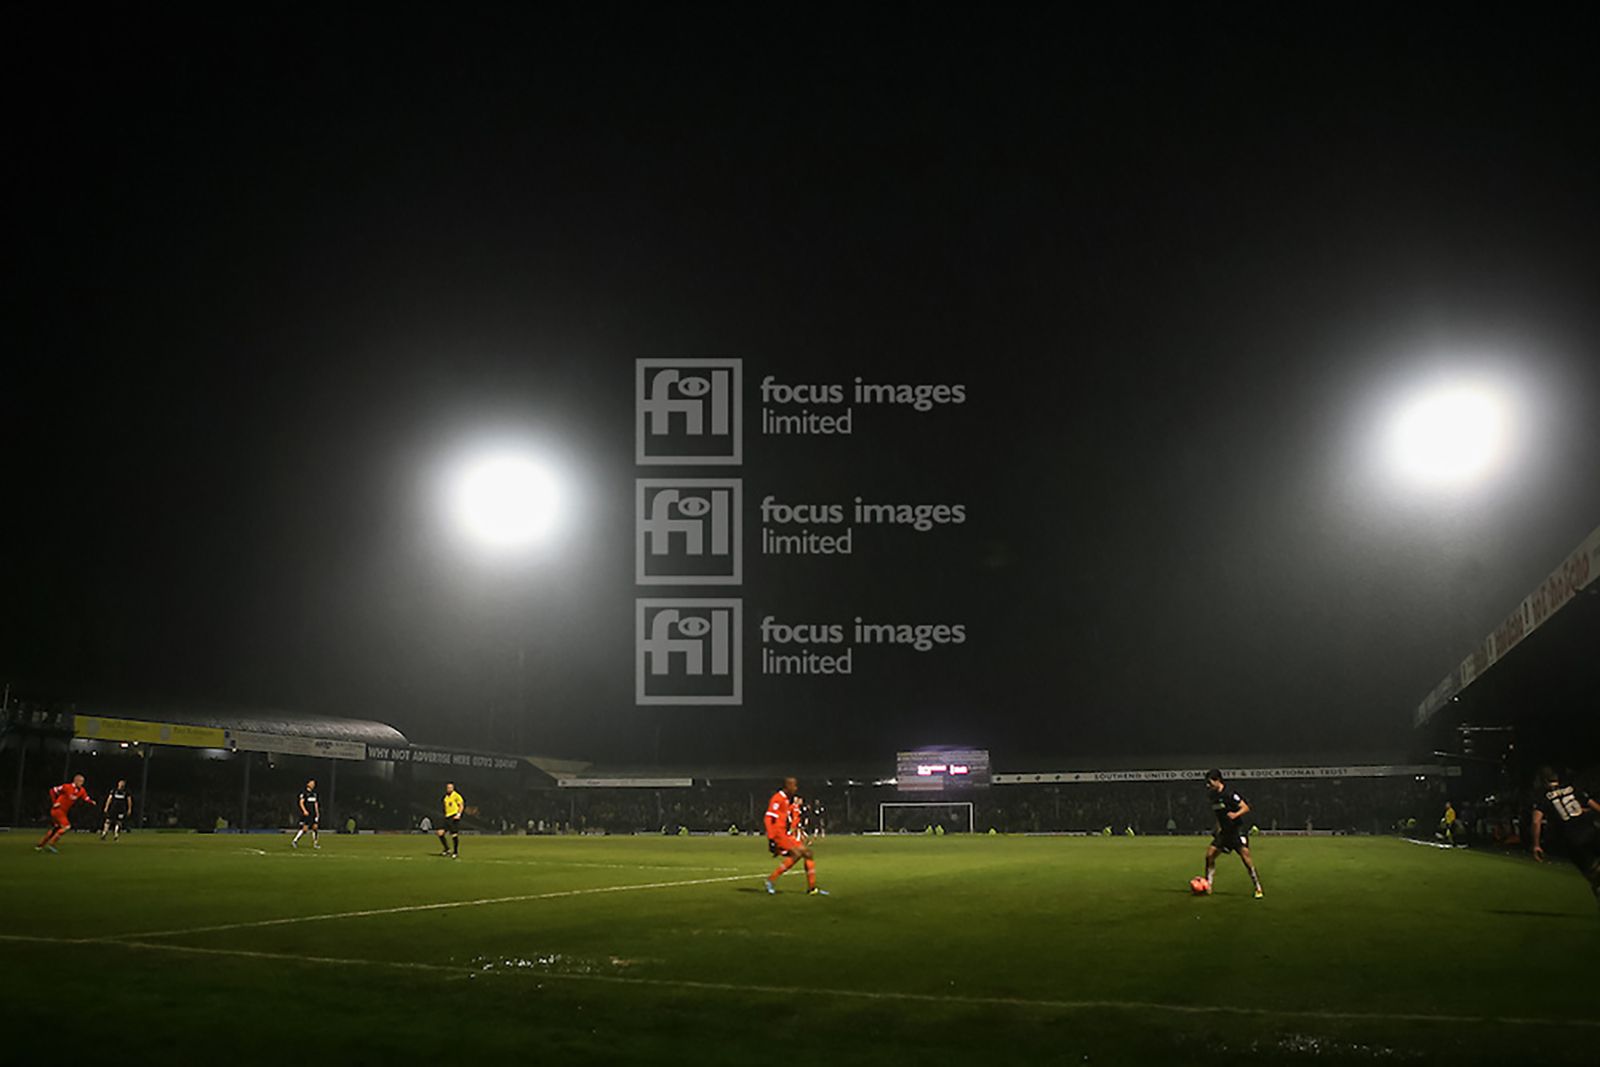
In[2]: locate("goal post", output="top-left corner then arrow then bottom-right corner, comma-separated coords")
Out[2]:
878,801 -> 975,834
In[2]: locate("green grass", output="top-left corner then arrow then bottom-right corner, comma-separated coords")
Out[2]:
2,832 -> 1596,1065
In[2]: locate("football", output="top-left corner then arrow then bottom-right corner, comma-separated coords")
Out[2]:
1189,876 -> 1210,895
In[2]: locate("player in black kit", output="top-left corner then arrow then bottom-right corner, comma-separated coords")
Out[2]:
1198,769 -> 1264,898
292,778 -> 321,849
100,779 -> 133,841
1530,766 -> 1600,911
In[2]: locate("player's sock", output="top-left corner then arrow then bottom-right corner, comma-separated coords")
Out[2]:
1248,865 -> 1262,891
1204,862 -> 1215,885
770,856 -> 797,882
292,828 -> 304,845
804,858 -> 817,889
452,834 -> 459,856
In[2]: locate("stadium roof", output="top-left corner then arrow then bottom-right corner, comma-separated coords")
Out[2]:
524,754 -> 595,777
1414,523 -> 1600,727
77,707 -> 409,748
1412,584 -> 1600,757
553,761 -> 888,783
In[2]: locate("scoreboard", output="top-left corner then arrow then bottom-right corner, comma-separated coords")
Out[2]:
895,747 -> 991,792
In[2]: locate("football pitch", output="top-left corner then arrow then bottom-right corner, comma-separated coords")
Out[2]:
2,832 -> 1595,1065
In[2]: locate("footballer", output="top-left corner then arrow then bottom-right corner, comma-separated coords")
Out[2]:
1197,769 -> 1264,898
100,779 -> 133,841
37,774 -> 93,853
292,778 -> 321,849
763,777 -> 826,895
1530,766 -> 1600,910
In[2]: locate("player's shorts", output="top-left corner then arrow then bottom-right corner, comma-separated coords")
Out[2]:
299,813 -> 319,827
1565,835 -> 1600,878
1211,827 -> 1249,854
50,810 -> 71,830
105,811 -> 127,825
440,816 -> 461,832
767,833 -> 802,856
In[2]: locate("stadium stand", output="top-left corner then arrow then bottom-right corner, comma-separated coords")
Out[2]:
1408,523 -> 1599,853
0,702 -> 1457,839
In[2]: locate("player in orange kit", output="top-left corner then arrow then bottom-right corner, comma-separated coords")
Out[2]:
763,776 -> 826,896
37,773 -> 94,853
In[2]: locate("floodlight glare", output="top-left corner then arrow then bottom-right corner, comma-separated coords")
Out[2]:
1387,381 -> 1509,488
448,451 -> 562,550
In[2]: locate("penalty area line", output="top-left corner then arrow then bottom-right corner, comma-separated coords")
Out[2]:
2,934 -> 1596,1032
103,873 -> 763,941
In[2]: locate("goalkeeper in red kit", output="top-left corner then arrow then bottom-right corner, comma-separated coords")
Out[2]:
37,774 -> 93,853
763,777 -> 827,896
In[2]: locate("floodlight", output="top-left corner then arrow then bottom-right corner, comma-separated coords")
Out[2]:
1387,381 -> 1509,488
448,450 -> 562,550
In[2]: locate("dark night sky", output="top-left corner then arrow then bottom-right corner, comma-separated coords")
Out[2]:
5,9 -> 1599,768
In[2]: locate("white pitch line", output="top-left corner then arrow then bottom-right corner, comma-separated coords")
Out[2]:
1398,838 -> 1466,851
130,843 -> 742,874
358,856 -> 743,873
252,851 -> 743,873
442,859 -> 745,872
2,933 -> 1596,1032
108,873 -> 761,941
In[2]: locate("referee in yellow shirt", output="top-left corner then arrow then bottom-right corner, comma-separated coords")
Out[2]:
436,782 -> 464,859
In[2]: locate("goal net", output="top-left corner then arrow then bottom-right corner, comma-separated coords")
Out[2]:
878,801 -> 975,834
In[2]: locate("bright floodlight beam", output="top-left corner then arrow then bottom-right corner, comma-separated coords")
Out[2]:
449,451 -> 562,550
1387,382 -> 1509,489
